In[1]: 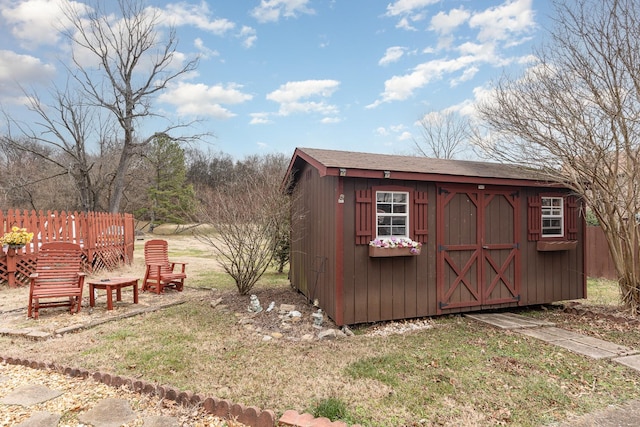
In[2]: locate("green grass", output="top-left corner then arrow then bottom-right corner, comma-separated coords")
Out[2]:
578,277 -> 622,306
309,397 -> 355,423
188,269 -> 236,289
341,318 -> 640,426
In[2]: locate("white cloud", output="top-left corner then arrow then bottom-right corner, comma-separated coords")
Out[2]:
251,0 -> 315,23
398,131 -> 413,141
385,0 -> 439,17
395,17 -> 417,31
367,56 -> 477,108
379,47 -> 406,66
250,112 -> 272,125
194,38 -> 219,59
1,0 -> 89,49
156,2 -> 235,35
375,127 -> 389,136
450,66 -> 479,87
158,81 -> 252,119
430,8 -> 470,35
469,0 -> 535,43
268,80 -> 339,103
267,79 -> 340,117
0,50 -> 56,90
321,117 -> 341,124
239,26 -> 257,48
370,1 -> 539,108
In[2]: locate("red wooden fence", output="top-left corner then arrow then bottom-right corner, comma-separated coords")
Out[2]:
586,225 -> 617,280
0,210 -> 134,287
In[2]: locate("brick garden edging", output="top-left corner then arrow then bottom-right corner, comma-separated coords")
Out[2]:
0,356 -> 363,427
562,303 -> 640,325
0,355 -> 275,426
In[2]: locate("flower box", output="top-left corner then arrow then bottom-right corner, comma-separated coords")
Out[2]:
536,240 -> 578,252
369,246 -> 421,257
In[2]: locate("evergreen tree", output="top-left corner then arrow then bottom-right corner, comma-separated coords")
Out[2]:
143,135 -> 196,228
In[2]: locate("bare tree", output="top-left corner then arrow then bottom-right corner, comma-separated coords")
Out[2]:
1,86 -> 113,212
413,110 -> 470,159
62,0 -> 199,212
0,138 -> 65,210
195,154 -> 290,295
476,0 -> 640,313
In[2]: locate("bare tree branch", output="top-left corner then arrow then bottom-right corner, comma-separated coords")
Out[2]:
413,110 -> 471,159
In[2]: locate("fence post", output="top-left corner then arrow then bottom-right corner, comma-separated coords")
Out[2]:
6,247 -> 17,287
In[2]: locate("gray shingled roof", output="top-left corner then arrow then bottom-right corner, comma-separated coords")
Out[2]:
295,147 -> 548,182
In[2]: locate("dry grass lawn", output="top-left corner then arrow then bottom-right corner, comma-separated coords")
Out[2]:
1,233 -> 640,426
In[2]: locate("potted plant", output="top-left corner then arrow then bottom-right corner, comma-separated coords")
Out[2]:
2,226 -> 34,250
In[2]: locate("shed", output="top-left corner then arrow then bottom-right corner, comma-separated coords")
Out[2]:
284,147 -> 586,326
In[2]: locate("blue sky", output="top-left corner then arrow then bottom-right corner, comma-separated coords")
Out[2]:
0,0 -> 550,160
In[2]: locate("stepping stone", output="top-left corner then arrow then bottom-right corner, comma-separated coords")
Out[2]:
613,354 -> 640,372
519,327 -> 636,359
143,415 -> 180,426
465,312 -> 554,329
15,411 -> 61,427
78,398 -> 137,427
0,385 -> 63,406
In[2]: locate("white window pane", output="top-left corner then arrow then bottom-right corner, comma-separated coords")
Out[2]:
376,190 -> 409,238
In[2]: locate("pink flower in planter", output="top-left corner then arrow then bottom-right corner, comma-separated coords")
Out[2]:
369,237 -> 422,250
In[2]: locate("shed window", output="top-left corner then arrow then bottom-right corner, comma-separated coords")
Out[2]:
376,191 -> 408,238
528,194 -> 579,241
541,197 -> 564,237
355,187 -> 428,245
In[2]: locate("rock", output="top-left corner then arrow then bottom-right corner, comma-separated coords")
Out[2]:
341,326 -> 355,337
279,304 -> 296,313
318,329 -> 347,340
271,332 -> 283,339
301,334 -> 314,341
288,310 -> 302,318
210,297 -> 223,308
239,318 -> 254,325
262,335 -> 273,341
78,398 -> 137,426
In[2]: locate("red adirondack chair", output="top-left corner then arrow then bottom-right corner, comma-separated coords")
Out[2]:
142,239 -> 187,294
28,242 -> 86,319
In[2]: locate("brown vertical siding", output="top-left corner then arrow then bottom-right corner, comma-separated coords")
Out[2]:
518,188 -> 585,306
290,163 -> 586,325
340,179 -> 436,324
290,164 -> 337,321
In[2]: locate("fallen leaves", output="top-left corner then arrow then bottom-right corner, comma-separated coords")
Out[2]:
0,362 -> 246,426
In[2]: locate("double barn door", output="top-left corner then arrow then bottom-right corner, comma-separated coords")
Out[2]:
436,185 -> 521,313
